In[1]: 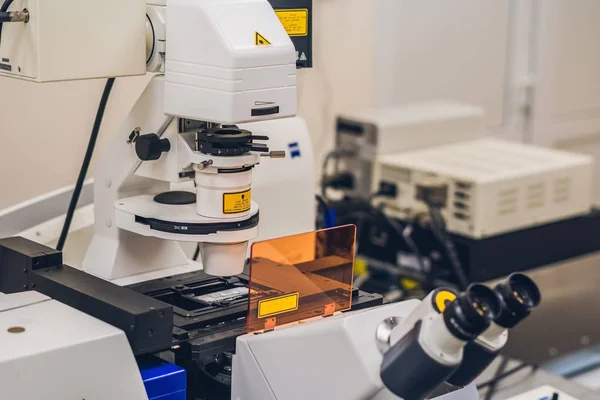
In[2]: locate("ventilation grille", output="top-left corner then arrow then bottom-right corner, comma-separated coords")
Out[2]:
553,177 -> 572,204
452,181 -> 473,221
497,188 -> 518,216
526,183 -> 546,209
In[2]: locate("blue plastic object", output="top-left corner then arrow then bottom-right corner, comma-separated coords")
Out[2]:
138,356 -> 186,400
324,209 -> 337,228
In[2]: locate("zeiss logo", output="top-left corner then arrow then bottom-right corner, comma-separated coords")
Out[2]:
289,142 -> 301,158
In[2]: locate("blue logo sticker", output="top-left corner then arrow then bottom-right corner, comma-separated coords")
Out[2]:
289,142 -> 301,158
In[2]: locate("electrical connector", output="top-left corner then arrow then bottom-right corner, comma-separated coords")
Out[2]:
415,178 -> 448,208
376,181 -> 398,198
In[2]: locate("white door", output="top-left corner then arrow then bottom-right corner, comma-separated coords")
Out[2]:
530,0 -> 600,203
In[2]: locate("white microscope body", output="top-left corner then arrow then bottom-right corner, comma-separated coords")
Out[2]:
81,0 -> 299,284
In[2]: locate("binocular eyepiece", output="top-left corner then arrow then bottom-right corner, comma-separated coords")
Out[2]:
443,283 -> 502,340
446,273 -> 541,388
494,272 -> 541,328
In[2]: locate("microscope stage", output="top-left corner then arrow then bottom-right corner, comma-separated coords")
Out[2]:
114,194 -> 259,242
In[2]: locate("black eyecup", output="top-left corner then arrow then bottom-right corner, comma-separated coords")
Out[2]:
443,284 -> 501,341
494,273 -> 541,328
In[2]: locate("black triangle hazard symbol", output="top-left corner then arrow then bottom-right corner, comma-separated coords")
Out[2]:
255,32 -> 272,46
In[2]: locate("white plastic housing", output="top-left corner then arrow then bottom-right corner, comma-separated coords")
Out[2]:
0,0 -> 146,81
195,169 -> 252,219
165,0 -> 297,123
200,241 -> 248,276
378,138 -> 594,238
336,101 -> 485,196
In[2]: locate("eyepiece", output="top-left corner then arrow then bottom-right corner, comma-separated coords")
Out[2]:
443,284 -> 501,341
494,273 -> 541,328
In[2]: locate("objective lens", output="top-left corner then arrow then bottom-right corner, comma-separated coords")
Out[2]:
443,284 -> 501,341
494,273 -> 541,328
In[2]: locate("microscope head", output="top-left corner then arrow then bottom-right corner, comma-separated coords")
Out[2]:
165,0 -> 297,124
162,0 -> 298,277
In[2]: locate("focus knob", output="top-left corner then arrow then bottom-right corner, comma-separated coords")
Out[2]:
135,134 -> 171,161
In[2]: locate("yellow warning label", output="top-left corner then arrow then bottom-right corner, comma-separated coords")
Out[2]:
258,293 -> 299,318
275,9 -> 308,37
223,190 -> 251,214
255,32 -> 271,46
434,290 -> 457,313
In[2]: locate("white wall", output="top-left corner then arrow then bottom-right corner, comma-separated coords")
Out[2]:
530,0 -> 600,203
372,0 -> 511,129
0,75 -> 153,209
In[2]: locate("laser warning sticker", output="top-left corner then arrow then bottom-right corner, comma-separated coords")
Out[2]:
258,293 -> 299,318
255,32 -> 271,46
275,9 -> 308,36
223,190 -> 251,214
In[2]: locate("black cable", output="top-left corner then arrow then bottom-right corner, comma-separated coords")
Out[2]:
320,149 -> 355,197
428,206 -> 470,290
315,194 -> 330,214
192,244 -> 200,261
476,362 -> 536,391
383,215 -> 428,275
337,204 -> 429,277
484,356 -> 509,400
0,0 -> 14,44
56,78 -> 116,252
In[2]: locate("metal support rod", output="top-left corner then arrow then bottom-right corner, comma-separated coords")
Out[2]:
0,9 -> 29,23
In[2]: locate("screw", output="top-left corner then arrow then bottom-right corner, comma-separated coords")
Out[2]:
159,310 -> 165,318
548,347 -> 559,357
17,66 -> 21,73
581,336 -> 591,346
147,329 -> 154,337
128,127 -> 141,143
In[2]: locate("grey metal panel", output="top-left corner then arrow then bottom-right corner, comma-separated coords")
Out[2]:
499,251 -> 600,364
0,291 -> 49,312
0,180 -> 93,237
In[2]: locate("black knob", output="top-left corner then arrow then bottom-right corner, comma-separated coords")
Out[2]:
135,134 -> 171,161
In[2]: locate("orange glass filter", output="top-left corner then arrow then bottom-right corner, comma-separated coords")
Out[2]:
246,225 -> 356,333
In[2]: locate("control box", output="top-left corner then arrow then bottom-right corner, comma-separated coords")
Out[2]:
0,0 -> 146,82
378,138 -> 594,238
335,101 -> 485,198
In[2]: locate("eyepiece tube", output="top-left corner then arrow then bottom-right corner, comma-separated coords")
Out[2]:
494,273 -> 541,328
443,283 -> 502,340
